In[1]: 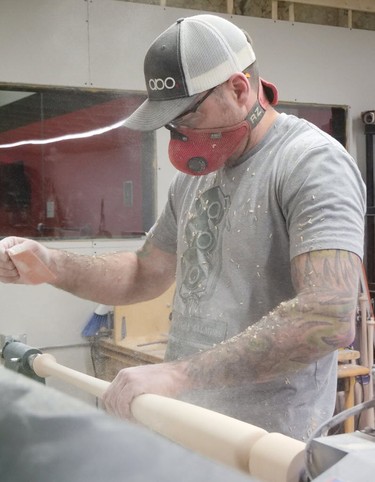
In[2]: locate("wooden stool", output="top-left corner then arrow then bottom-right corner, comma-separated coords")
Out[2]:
338,348 -> 360,363
337,361 -> 370,433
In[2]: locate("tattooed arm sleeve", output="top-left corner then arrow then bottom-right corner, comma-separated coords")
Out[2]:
184,249 -> 361,387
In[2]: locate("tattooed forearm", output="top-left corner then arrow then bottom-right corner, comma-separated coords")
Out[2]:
291,249 -> 359,294
185,250 -> 360,388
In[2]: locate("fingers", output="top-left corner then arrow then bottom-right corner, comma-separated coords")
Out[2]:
0,238 -> 21,283
0,248 -> 20,283
0,237 -> 53,285
102,362 -> 189,421
103,369 -> 137,419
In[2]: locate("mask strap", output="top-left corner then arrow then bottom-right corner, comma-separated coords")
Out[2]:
245,99 -> 265,129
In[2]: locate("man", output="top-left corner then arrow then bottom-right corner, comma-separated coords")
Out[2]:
0,15 -> 365,441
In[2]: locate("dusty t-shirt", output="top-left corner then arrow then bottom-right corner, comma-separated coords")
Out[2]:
148,113 -> 366,440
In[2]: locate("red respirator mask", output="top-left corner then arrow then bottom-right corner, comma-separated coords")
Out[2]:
166,101 -> 265,176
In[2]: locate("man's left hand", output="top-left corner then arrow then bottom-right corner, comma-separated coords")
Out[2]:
102,361 -> 189,419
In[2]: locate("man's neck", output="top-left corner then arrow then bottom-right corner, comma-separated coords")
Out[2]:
248,107 -> 279,149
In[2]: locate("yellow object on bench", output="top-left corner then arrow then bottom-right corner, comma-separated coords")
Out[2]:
113,283 -> 175,346
96,285 -> 175,381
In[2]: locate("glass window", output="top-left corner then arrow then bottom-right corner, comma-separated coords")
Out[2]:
0,88 -> 155,239
276,102 -> 347,147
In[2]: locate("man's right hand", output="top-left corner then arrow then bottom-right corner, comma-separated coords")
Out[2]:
0,237 -> 53,285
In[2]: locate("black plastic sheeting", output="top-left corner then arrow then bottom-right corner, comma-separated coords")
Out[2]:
0,367 -> 256,482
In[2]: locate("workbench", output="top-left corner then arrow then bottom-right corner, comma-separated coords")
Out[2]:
96,335 -> 166,382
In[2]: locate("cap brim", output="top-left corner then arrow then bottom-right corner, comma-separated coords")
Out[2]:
122,94 -> 200,132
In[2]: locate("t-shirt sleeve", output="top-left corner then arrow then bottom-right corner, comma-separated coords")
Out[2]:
146,175 -> 180,254
280,142 -> 366,261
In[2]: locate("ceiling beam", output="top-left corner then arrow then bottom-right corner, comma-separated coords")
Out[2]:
283,0 -> 375,14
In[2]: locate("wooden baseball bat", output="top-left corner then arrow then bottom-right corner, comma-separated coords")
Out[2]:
31,353 -> 305,481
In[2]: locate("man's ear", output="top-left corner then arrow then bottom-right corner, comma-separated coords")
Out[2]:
258,79 -> 270,110
227,73 -> 251,106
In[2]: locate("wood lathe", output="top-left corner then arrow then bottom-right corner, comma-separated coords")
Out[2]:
2,340 -> 375,482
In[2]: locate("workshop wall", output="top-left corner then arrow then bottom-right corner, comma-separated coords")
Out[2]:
123,0 -> 375,31
0,0 -> 374,404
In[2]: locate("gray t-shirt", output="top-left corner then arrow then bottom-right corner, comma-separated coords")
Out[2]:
148,113 -> 366,440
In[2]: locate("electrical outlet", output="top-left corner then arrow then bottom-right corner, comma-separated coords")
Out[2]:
0,333 -> 27,355
123,180 -> 133,207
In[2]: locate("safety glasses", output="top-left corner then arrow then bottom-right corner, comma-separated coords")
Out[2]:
167,87 -> 216,129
